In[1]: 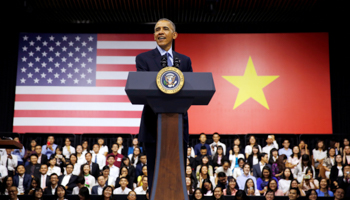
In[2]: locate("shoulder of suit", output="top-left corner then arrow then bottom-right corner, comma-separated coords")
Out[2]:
136,49 -> 157,58
173,51 -> 191,60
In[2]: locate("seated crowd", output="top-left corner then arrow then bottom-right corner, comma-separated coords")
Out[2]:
0,133 -> 349,200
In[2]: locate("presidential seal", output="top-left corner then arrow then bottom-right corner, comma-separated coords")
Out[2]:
156,67 -> 185,94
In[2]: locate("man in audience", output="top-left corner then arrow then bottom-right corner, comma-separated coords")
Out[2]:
288,187 -> 300,200
13,165 -> 32,195
43,173 -> 59,195
334,187 -> 345,200
58,163 -> 78,194
237,163 -> 257,190
117,137 -> 128,156
25,154 -> 41,177
1,149 -> 18,176
262,135 -> 279,158
35,145 -> 48,165
216,172 -> 228,190
106,155 -> 120,179
135,176 -> 148,194
194,133 -> 212,156
210,132 -> 226,156
106,143 -> 124,168
11,137 -> 25,165
136,154 -> 147,178
253,152 -> 271,178
337,164 -> 350,197
187,146 -> 195,169
85,152 -> 100,179
92,144 -> 106,170
91,175 -> 106,195
279,139 -> 293,158
39,164 -> 50,190
113,177 -> 131,194
72,176 -> 89,194
195,146 -> 213,168
41,136 -> 58,158
8,186 -> 19,200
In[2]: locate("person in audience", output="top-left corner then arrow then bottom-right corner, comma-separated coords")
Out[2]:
286,146 -> 301,174
278,167 -> 294,195
43,173 -> 59,195
107,143 -> 124,168
193,188 -> 204,200
8,186 -> 19,200
266,179 -> 283,196
288,187 -> 300,200
13,164 -> 32,194
294,154 -> 315,183
97,138 -> 109,157
0,176 -> 15,195
287,179 -> 305,196
335,164 -> 350,197
101,166 -> 115,188
223,177 -> 238,195
25,154 -> 41,177
55,185 -> 67,200
235,189 -> 249,200
185,176 -> 195,195
272,154 -> 287,180
91,175 -> 106,195
215,172 -> 228,190
316,177 -> 334,197
262,135 -> 279,158
245,135 -> 262,159
299,140 -> 309,156
136,154 -> 147,178
213,186 -> 225,200
24,139 -> 37,166
323,147 -> 336,179
231,136 -> 245,155
127,137 -> 143,156
52,146 -> 66,172
186,165 -> 198,188
306,189 -> 318,200
265,189 -> 275,200
210,132 -> 226,156
197,165 -> 215,188
1,149 -> 17,176
237,163 -> 257,190
42,136 -> 57,158
233,158 -> 245,179
269,148 -> 279,165
113,177 -> 131,195
257,166 -> 278,195
48,156 -> 62,176
300,168 -> 319,193
343,145 -> 350,165
81,140 -> 90,155
195,147 -> 213,171
213,146 -> 227,170
58,163 -> 78,194
76,145 -> 86,165
116,137 -> 127,156
194,133 -> 212,156
334,187 -> 345,200
120,157 -> 136,183
247,145 -> 260,171
244,178 -> 260,196
135,175 -> 148,194
79,164 -> 96,190
84,152 -> 99,179
115,166 -> 133,190
78,187 -> 91,200
127,190 -> 137,200
253,152 -> 271,178
34,145 -> 48,165
39,164 -> 49,190
72,177 -> 89,195
201,179 -> 214,196
330,154 -> 344,190
68,154 -> 81,176
91,144 -> 106,171
196,155 -> 213,179
339,138 -> 349,156
128,146 -> 141,168
25,177 -> 40,195
279,139 -> 293,159
33,188 -> 43,200
330,139 -> 340,156
215,160 -> 232,177
137,165 -> 148,187
313,140 -> 327,178
228,145 -> 244,171
12,137 -> 25,166
106,155 -> 120,179
187,146 -> 196,169
102,185 -> 113,200
63,138 -> 75,159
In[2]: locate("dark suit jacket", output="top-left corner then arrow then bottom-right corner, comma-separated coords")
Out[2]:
91,185 -> 102,195
83,162 -> 100,180
253,163 -> 272,178
135,163 -> 146,178
13,174 -> 32,192
135,48 -> 193,143
25,163 -> 41,177
39,154 -> 48,165
43,186 -> 57,195
58,174 -> 78,194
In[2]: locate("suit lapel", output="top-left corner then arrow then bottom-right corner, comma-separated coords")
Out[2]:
152,48 -> 163,70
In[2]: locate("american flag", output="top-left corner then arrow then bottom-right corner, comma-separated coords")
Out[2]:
14,33 -> 156,133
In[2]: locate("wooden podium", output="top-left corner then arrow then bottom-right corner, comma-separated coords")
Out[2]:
125,72 -> 215,200
0,139 -> 23,149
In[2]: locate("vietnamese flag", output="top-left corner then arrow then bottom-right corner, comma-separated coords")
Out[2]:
175,33 -> 332,134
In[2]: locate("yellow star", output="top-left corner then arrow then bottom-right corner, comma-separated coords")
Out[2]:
223,57 -> 279,110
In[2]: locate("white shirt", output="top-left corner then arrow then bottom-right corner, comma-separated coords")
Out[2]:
0,154 -> 17,171
210,141 -> 227,155
99,145 -> 109,156
47,166 -> 61,176
77,154 -> 86,165
18,174 -> 25,194
108,165 -> 120,179
51,185 -> 58,195
0,165 -> 8,180
294,164 -> 315,183
84,175 -> 96,189
128,154 -> 139,167
134,186 -> 148,194
113,187 -> 132,195
262,141 -> 279,158
92,153 -> 106,170
72,186 -> 91,195
96,185 -> 104,195
216,166 -> 232,177
229,153 -> 245,171
41,174 -> 48,189
61,174 -> 72,186
312,149 -> 327,162
63,146 -> 76,159
278,179 -> 291,194
245,145 -> 262,157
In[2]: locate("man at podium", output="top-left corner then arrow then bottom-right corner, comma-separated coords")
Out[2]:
135,18 -> 193,192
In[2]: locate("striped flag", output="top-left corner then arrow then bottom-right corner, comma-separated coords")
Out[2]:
14,33 -> 155,134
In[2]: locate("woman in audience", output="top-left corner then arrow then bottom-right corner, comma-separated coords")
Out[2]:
82,140 -> 90,155
233,158 -> 245,179
329,139 -> 340,155
115,166 -> 133,190
129,147 -> 141,167
25,177 -> 40,195
48,156 -> 62,176
228,145 -> 244,172
212,146 -> 226,170
343,145 -> 350,165
33,188 -> 43,200
67,154 -> 80,175
127,190 -> 137,200
286,146 -> 301,174
120,157 -> 135,183
299,140 -> 310,156
300,167 -> 319,193
265,190 -> 275,200
316,178 -> 334,197
257,166 -> 278,195
313,140 -> 327,178
266,179 -> 284,196
63,138 -> 75,159
223,177 -> 238,195
102,185 -> 113,200
128,137 -> 142,156
137,165 -> 147,187
244,178 -> 260,196
97,138 -> 109,157
197,165 -> 215,188
52,146 -> 66,173
186,177 -> 195,195
287,179 -> 305,196
101,166 -> 115,188
278,168 -> 294,195
193,188 -> 204,200
0,176 -> 15,195
235,190 -> 249,200
55,185 -> 67,200
323,147 -> 336,179
213,186 -> 225,200
215,160 -> 232,177
269,148 -> 279,165
339,138 -> 349,156
272,154 -> 287,180
186,165 -> 198,187
294,154 -> 315,182
79,164 -> 96,190
196,156 -> 214,179
330,154 -> 344,190
23,139 -> 37,166
306,189 -> 318,200
78,187 -> 91,200
245,135 -> 262,159
200,179 -> 214,196
247,144 -> 260,170
76,145 -> 86,165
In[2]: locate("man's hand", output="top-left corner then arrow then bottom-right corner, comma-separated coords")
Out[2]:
7,154 -> 12,159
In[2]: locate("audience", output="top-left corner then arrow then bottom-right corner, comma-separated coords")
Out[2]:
253,152 -> 271,178
194,133 -> 212,156
262,135 -> 279,158
13,165 -> 31,195
58,163 -> 78,194
113,177 -> 131,195
43,173 -> 59,195
63,138 -> 76,159
41,136 -> 58,158
91,144 -> 106,171
210,132 -> 227,156
279,139 -> 292,159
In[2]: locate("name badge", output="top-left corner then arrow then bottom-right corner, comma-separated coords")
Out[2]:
117,158 -> 121,161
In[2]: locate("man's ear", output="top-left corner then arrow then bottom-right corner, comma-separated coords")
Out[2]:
173,32 -> 178,40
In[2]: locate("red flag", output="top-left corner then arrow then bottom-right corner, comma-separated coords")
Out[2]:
176,33 -> 332,134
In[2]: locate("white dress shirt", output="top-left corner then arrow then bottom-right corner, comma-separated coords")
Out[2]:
72,186 -> 91,194
113,187 -> 132,195
51,185 -> 58,195
61,173 -> 72,186
0,165 -> 8,180
92,153 -> 106,170
77,154 -> 86,165
0,154 -> 17,171
108,165 -> 120,179
278,179 -> 291,194
63,146 -> 76,159
210,141 -> 227,155
262,141 -> 279,158
18,174 -> 25,194
47,166 -> 61,176
244,145 -> 262,157
134,186 -> 148,194
99,145 -> 109,155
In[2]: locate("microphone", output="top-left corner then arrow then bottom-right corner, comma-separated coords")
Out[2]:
174,56 -> 180,68
161,54 -> 167,68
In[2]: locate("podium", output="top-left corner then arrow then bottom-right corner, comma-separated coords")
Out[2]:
125,71 -> 215,200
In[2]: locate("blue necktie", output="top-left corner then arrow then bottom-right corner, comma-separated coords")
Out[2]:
166,52 -> 172,67
95,155 -> 97,163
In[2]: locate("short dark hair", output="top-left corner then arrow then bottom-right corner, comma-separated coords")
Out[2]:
102,165 -> 110,171
50,173 -> 58,179
217,172 -> 226,178
76,176 -> 85,184
200,146 -> 207,150
85,152 -> 92,157
30,154 -> 38,158
66,163 -> 74,168
259,152 -> 268,161
119,177 -> 129,182
289,187 -> 300,196
107,155 -> 115,160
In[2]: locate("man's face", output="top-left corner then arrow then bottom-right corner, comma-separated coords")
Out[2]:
142,177 -> 148,187
111,144 -> 118,152
50,175 -> 58,185
66,165 -> 73,174
119,178 -> 128,187
266,138 -> 273,145
243,164 -> 250,174
93,145 -> 99,153
35,145 -> 42,155
98,176 -> 106,186
14,137 -> 20,142
17,165 -> 25,175
140,156 -> 147,164
213,134 -> 219,143
288,189 -> 299,200
48,136 -> 54,144
6,149 -> 12,154
117,137 -> 123,145
223,163 -> 230,171
200,149 -> 207,156
283,140 -> 290,148
107,157 -> 115,165
345,146 -> 350,154
40,165 -> 48,174
187,148 -> 191,156
85,154 -> 92,162
154,20 -> 177,51
219,177 -> 227,184
9,186 -> 18,200
30,156 -> 38,164
262,154 -> 269,163
343,166 -> 350,177
199,135 -> 206,143
334,188 -> 345,200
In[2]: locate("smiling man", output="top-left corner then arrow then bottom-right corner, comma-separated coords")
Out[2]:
135,18 -> 193,193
